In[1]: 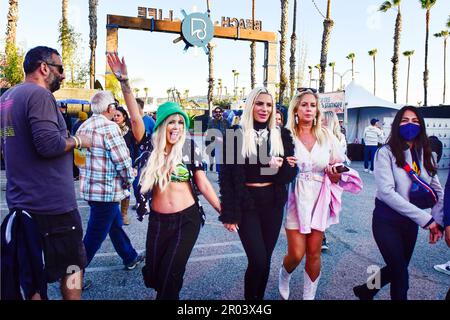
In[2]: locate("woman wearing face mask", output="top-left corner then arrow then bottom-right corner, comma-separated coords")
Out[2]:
219,87 -> 297,300
353,106 -> 444,300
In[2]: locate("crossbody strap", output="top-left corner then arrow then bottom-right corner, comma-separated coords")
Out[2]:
402,164 -> 438,203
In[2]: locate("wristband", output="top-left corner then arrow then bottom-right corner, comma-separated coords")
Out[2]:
72,136 -> 79,149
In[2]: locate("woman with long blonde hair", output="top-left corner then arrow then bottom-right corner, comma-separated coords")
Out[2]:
278,89 -> 345,300
219,87 -> 297,300
108,54 -> 221,300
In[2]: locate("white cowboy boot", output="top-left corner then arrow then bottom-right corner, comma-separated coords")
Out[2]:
303,270 -> 321,300
278,264 -> 292,300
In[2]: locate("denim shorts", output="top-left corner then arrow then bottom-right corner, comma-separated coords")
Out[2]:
31,209 -> 87,283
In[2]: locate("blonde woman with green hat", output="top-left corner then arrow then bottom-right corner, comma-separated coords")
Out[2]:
108,53 -> 221,300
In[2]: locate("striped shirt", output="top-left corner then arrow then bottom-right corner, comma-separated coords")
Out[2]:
77,114 -> 133,202
363,125 -> 384,146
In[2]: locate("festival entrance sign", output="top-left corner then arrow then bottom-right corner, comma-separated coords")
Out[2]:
105,6 -> 278,96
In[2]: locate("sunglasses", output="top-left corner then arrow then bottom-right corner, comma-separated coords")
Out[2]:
44,61 -> 64,74
298,87 -> 318,94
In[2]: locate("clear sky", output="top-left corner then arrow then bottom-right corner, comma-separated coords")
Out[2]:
1,0 -> 449,106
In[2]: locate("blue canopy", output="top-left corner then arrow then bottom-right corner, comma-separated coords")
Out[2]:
58,99 -> 90,105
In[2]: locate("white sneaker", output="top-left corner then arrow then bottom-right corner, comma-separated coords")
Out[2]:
303,270 -> 321,300
278,265 -> 292,300
364,169 -> 369,173
369,170 -> 373,174
433,261 -> 450,275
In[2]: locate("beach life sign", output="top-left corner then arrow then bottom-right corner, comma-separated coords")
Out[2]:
137,6 -> 263,30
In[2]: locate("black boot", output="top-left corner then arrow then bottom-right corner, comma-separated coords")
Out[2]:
353,284 -> 378,300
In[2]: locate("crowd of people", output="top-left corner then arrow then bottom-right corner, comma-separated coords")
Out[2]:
1,46 -> 449,301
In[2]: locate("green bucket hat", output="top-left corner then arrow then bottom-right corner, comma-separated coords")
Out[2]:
153,102 -> 190,132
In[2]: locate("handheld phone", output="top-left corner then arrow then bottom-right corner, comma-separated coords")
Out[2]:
335,165 -> 350,173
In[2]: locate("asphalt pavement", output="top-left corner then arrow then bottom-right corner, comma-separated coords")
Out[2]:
1,162 -> 448,300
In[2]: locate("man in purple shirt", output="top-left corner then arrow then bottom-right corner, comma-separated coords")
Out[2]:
0,46 -> 91,300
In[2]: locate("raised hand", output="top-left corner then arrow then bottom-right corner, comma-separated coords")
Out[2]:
107,52 -> 129,81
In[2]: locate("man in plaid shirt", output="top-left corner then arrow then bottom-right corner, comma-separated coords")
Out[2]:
78,91 -> 143,273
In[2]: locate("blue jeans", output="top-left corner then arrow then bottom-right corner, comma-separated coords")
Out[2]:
364,145 -> 378,171
83,201 -> 138,266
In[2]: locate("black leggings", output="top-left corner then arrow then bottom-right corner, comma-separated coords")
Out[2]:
371,213 -> 418,300
238,185 -> 284,300
142,204 -> 201,300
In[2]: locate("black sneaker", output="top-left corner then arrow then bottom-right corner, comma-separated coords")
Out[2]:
321,238 -> 329,251
125,253 -> 145,270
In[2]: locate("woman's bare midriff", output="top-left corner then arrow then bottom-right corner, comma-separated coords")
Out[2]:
245,182 -> 273,187
151,181 -> 195,214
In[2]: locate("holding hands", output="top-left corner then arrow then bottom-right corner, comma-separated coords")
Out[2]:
286,156 -> 297,168
427,221 -> 443,244
269,156 -> 284,169
224,223 -> 239,233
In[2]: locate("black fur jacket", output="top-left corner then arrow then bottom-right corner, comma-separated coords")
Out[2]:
218,126 -> 297,224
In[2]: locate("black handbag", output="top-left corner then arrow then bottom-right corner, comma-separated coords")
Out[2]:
403,164 -> 438,209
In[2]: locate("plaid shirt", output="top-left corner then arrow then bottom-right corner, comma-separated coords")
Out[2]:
77,114 -> 133,202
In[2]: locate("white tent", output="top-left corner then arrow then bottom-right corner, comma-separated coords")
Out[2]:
344,81 -> 402,143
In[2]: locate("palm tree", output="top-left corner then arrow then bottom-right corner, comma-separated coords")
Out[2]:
308,65 -> 313,87
403,50 -> 415,104
346,53 -> 356,80
206,0 -> 214,114
6,0 -> 19,45
319,0 -> 334,93
61,0 -> 69,63
434,30 -> 449,103
368,49 -> 378,95
279,0 -> 289,105
314,64 -> 321,79
328,62 -> 336,91
232,69 -> 240,99
289,0 -> 298,98
420,0 -> 437,106
143,87 -> 149,102
379,0 -> 402,103
133,88 -> 140,97
166,89 -> 171,101
250,0 -> 256,89
217,78 -> 223,98
88,0 -> 98,89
